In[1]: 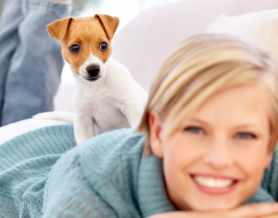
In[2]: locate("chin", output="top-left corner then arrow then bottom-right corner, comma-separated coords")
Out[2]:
193,202 -> 237,211
174,193 -> 247,212
183,197 -> 246,212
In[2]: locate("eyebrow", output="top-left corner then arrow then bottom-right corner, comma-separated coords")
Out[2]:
188,117 -> 262,129
68,38 -> 82,46
186,117 -> 209,126
98,38 -> 108,43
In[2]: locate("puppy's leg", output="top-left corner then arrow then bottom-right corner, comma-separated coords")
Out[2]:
74,115 -> 95,145
121,99 -> 144,128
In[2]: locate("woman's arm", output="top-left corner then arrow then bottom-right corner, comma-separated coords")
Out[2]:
147,203 -> 278,218
43,149 -> 118,218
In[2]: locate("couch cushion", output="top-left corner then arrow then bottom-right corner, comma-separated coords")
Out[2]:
112,0 -> 278,92
206,9 -> 278,61
0,119 -> 68,144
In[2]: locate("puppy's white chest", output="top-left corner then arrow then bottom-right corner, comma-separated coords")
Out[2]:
79,96 -> 129,135
72,57 -> 147,145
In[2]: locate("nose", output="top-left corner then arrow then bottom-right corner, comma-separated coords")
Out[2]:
203,137 -> 233,169
86,65 -> 100,77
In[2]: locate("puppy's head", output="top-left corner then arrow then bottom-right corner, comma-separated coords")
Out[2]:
47,14 -> 119,82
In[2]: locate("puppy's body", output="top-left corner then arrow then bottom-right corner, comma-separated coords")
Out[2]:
35,15 -> 148,145
73,57 -> 147,143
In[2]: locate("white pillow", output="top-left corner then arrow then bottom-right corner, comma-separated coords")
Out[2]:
206,9 -> 278,61
0,119 -> 68,145
112,1 -> 278,92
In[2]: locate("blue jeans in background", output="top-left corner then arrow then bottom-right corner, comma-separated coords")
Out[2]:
0,0 -> 71,126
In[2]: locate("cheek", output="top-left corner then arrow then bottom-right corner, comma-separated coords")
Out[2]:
162,134 -> 207,209
62,48 -> 88,72
101,48 -> 112,63
164,134 -> 205,168
232,141 -> 270,193
163,134 -> 204,186
239,149 -> 268,172
91,47 -> 111,64
233,139 -> 269,169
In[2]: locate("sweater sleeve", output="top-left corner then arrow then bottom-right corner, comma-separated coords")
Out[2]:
42,147 -> 117,218
42,128 -> 144,218
0,125 -> 76,218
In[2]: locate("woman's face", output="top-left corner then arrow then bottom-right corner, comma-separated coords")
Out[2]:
149,84 -> 273,211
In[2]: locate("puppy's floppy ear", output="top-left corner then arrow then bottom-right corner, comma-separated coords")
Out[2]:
94,14 -> 119,40
47,17 -> 73,41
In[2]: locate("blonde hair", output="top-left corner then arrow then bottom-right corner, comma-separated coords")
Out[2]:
137,34 -> 278,156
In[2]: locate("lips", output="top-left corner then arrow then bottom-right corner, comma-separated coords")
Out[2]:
191,174 -> 238,195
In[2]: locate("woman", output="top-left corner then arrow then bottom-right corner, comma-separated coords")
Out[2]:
1,34 -> 278,218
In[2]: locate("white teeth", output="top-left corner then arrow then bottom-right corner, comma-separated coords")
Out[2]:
194,176 -> 234,188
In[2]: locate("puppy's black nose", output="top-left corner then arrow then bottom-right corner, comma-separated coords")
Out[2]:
86,65 -> 100,77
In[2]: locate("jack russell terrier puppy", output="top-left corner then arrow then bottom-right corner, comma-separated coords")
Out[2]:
35,15 -> 148,145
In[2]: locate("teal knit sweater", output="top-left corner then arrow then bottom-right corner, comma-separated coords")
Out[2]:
0,125 -> 277,218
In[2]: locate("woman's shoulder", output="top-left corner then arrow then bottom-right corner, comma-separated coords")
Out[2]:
52,128 -> 145,187
74,128 -> 145,159
43,128 -> 146,217
77,128 -> 145,182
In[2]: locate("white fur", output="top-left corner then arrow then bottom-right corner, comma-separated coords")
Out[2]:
35,56 -> 148,145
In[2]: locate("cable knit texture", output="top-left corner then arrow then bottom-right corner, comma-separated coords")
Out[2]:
0,125 -> 277,217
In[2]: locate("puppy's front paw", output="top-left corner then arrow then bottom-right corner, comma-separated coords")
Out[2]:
73,117 -> 95,145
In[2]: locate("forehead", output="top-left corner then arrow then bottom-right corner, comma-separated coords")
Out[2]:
192,84 -> 269,128
65,17 -> 109,44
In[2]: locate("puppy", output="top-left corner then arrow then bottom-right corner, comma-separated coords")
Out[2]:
35,15 -> 148,145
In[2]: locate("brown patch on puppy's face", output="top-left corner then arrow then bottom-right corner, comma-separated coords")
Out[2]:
61,17 -> 111,72
47,15 -> 119,82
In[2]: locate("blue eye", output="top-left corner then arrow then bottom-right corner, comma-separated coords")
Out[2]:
235,132 -> 256,139
184,126 -> 204,134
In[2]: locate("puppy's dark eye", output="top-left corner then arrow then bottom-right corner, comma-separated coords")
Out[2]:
69,44 -> 80,54
99,42 -> 108,51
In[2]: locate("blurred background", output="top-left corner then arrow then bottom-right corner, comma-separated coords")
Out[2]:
0,0 -> 180,85
0,1 -> 3,15
0,0 -> 179,31
2,0 -> 278,113
0,0 -> 277,133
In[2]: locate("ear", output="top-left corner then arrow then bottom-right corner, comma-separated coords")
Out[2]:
265,137 -> 274,169
94,14 -> 119,40
46,17 -> 73,41
265,152 -> 273,169
149,112 -> 164,158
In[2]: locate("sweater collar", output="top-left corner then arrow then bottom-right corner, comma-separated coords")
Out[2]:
138,153 -> 176,217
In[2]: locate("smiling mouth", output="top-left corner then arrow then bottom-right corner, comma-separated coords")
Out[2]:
191,174 -> 238,195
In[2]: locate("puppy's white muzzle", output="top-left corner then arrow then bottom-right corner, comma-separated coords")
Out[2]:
79,53 -> 105,82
